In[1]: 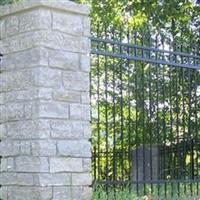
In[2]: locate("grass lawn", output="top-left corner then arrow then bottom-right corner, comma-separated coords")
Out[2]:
92,184 -> 200,200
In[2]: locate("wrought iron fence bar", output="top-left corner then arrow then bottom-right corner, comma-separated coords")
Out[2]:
91,28 -> 200,197
91,49 -> 200,69
91,37 -> 200,60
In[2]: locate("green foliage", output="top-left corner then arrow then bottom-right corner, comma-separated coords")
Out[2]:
0,0 -> 19,5
77,0 -> 200,39
93,185 -> 200,200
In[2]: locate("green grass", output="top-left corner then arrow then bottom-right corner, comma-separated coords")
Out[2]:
92,185 -> 200,200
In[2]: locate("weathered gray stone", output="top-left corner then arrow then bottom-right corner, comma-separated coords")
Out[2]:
63,71 -> 90,92
49,50 -> 79,71
1,48 -> 48,71
50,120 -> 90,139
70,104 -> 90,120
57,140 -> 91,157
0,186 -> 7,200
34,67 -> 62,88
82,186 -> 92,200
0,103 -> 24,123
53,89 -> 81,102
52,187 -> 71,200
0,93 -> 4,104
0,0 -> 91,199
80,54 -> 90,72
38,102 -> 69,119
83,158 -> 91,172
6,120 -> 50,139
35,173 -> 71,186
0,158 -> 14,172
0,69 -> 34,92
71,187 -> 82,200
83,16 -> 91,37
0,0 -> 90,18
20,141 -> 31,155
19,8 -> 51,33
32,140 -> 57,156
71,186 -> 92,200
0,140 -> 20,156
7,186 -> 52,200
4,15 -> 19,37
0,173 -> 34,186
81,92 -> 90,104
0,123 -> 7,139
53,11 -> 83,36
2,89 -> 51,104
1,30 -> 90,54
72,173 -> 92,186
50,157 -> 83,173
50,120 -> 83,139
15,156 -> 49,172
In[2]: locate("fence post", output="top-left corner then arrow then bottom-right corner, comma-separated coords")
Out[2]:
0,0 -> 91,199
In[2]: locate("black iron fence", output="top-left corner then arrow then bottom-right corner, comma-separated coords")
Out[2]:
90,26 -> 200,197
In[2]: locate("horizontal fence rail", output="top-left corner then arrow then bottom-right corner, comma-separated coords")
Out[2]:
90,26 -> 200,198
91,37 -> 200,69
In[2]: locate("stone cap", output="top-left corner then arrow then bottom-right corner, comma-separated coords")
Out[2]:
0,0 -> 90,18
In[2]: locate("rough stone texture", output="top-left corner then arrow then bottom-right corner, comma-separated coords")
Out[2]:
0,0 -> 91,199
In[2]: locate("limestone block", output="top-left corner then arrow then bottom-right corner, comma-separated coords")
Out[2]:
6,186 -> 52,200
0,103 -> 24,123
72,173 -> 92,186
57,140 -> 91,157
32,140 -> 57,156
0,69 -> 33,92
0,140 -> 20,156
0,157 -> 14,172
69,104 -> 90,121
83,158 -> 91,172
52,11 -> 83,36
80,54 -> 90,72
6,120 -> 50,139
71,187 -> 92,200
0,0 -> 90,18
53,89 -> 81,103
15,156 -> 49,172
63,71 -> 89,92
82,187 -> 92,200
38,102 -> 69,119
1,48 -> 48,71
83,16 -> 91,37
20,141 -> 31,155
81,92 -> 90,104
51,121 -> 91,139
0,186 -> 7,200
49,50 -> 79,71
0,173 -> 34,186
35,173 -> 71,186
4,15 -> 19,37
52,187 -> 71,200
0,123 -> 7,140
34,67 -> 62,88
0,30 -> 90,54
0,93 -> 4,104
19,8 -> 51,33
3,89 -> 52,103
50,157 -> 83,173
50,120 -> 83,139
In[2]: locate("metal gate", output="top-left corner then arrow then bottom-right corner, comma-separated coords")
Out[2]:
90,25 -> 200,198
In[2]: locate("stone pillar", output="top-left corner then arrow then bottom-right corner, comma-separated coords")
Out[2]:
0,0 -> 91,199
